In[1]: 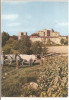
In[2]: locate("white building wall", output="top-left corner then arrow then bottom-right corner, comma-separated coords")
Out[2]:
50,32 -> 59,36
30,37 -> 61,44
30,37 -> 42,42
50,38 -> 60,44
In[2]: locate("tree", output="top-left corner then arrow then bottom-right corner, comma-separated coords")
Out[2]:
2,31 -> 10,47
2,44 -> 12,54
60,38 -> 68,45
64,37 -> 68,45
13,40 -> 19,50
18,36 -> 31,54
2,39 -> 18,54
31,41 -> 42,54
42,38 -> 48,55
60,38 -> 65,45
47,39 -> 52,45
10,35 -> 18,40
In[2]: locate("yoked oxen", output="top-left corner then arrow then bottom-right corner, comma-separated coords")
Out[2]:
4,54 -> 37,66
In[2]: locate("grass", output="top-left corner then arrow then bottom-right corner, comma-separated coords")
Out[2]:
1,55 -> 68,97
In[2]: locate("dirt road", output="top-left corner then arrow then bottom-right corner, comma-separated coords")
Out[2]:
47,46 -> 68,56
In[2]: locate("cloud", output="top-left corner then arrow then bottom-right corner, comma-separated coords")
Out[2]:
57,22 -> 68,26
7,22 -> 20,27
2,14 -> 19,20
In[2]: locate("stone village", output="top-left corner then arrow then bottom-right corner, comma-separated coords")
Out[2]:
18,28 -> 67,44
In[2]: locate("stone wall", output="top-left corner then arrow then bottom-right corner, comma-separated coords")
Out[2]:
30,37 -> 42,42
38,31 -> 45,36
41,37 -> 61,44
50,37 -> 60,44
50,32 -> 59,37
30,36 -> 67,44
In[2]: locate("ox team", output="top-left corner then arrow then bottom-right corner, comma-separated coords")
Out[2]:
1,53 -> 44,69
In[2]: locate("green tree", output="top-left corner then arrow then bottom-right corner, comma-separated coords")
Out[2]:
18,36 -> 31,54
10,35 -> 18,40
2,39 -> 18,54
60,38 -> 68,45
2,44 -> 12,54
64,37 -> 68,45
13,40 -> 19,50
60,38 -> 65,45
2,31 -> 10,47
31,41 -> 42,54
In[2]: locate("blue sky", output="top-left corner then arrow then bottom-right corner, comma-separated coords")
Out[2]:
2,1 -> 68,36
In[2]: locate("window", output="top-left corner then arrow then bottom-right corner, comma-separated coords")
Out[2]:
21,32 -> 23,35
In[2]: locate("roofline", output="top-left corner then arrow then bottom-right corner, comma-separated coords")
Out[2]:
30,36 -> 68,38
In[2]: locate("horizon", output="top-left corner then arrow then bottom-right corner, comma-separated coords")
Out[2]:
2,1 -> 68,36
2,27 -> 68,36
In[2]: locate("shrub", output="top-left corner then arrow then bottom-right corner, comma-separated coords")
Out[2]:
47,39 -> 52,45
31,41 -> 42,54
60,38 -> 68,45
18,36 -> 32,54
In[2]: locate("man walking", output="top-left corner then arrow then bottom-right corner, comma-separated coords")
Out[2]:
29,58 -> 33,67
16,54 -> 20,69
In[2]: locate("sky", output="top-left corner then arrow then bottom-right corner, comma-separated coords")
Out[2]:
2,1 -> 68,36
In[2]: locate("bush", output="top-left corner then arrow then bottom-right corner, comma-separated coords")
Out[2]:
60,38 -> 65,45
31,41 -> 42,54
47,39 -> 52,45
2,39 -> 18,54
60,38 -> 68,45
18,36 -> 31,54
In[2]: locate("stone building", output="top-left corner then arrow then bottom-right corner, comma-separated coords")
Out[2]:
18,32 -> 27,40
18,28 -> 67,44
30,28 -> 67,44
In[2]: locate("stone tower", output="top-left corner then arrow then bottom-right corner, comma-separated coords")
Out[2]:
18,32 -> 27,40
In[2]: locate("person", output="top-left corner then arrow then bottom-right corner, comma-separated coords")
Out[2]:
41,52 -> 43,57
40,56 -> 45,66
19,57 -> 23,67
40,57 -> 43,66
16,54 -> 20,69
29,58 -> 33,67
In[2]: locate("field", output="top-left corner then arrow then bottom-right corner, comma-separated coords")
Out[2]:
1,46 -> 68,97
47,46 -> 68,56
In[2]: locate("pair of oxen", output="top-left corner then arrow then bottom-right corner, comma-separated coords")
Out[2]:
2,54 -> 37,65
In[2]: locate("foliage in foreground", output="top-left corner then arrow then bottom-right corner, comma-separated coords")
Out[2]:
2,56 -> 68,97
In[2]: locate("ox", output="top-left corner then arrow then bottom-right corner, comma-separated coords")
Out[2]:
19,54 -> 37,66
4,54 -> 16,64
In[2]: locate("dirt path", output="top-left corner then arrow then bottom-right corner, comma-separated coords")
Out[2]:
47,46 -> 68,56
